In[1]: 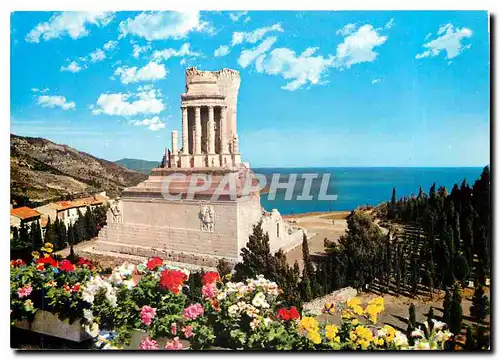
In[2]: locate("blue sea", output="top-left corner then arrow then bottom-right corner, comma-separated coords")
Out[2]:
255,167 -> 484,215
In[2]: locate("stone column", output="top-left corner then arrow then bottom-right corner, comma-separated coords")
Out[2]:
208,106 -> 215,154
171,130 -> 178,168
194,106 -> 201,154
220,106 -> 232,167
220,106 -> 228,154
181,106 -> 188,154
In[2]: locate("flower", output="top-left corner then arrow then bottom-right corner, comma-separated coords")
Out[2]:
36,256 -> 58,268
325,324 -> 339,341
323,302 -> 335,315
251,292 -> 266,308
45,280 -> 56,287
77,258 -> 94,269
228,304 -> 239,316
307,331 -> 322,344
171,322 -> 177,336
201,283 -> 218,299
10,259 -> 25,267
184,303 -> 204,320
138,338 -> 159,350
31,251 -> 40,259
411,327 -> 425,338
83,309 -> 94,323
24,299 -> 34,311
250,318 -> 260,330
431,319 -> 446,331
59,260 -> 75,272
159,269 -> 187,294
182,325 -> 194,338
140,306 -> 157,326
298,317 -> 319,334
202,271 -> 220,285
18,284 -> 33,298
146,257 -> 163,271
72,283 -> 81,292
413,339 -> 431,350
276,306 -> 300,321
165,337 -> 183,350
394,332 -> 409,348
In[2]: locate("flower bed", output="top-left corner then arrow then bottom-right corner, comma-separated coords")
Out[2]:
11,247 -> 456,350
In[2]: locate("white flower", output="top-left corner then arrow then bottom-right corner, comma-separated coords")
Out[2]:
228,304 -> 239,315
486,278 -> 490,286
411,327 -> 425,338
431,319 -> 446,331
263,317 -> 272,327
217,291 -> 228,301
435,330 -> 453,343
413,339 -> 431,350
82,290 -> 95,304
237,301 -> 247,311
394,332 -> 409,347
108,271 -> 123,285
249,318 -> 260,330
84,322 -> 100,338
468,281 -> 474,288
251,292 -> 266,308
116,262 -> 135,277
83,309 -> 94,323
245,304 -> 259,318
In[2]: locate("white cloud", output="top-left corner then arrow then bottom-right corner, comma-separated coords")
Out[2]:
103,40 -> 118,50
232,23 -> 283,46
31,88 -> 49,93
37,95 -> 76,110
238,37 -> 278,68
132,43 -> 151,58
334,24 -> 388,68
372,78 -> 381,84
336,23 -> 356,36
384,18 -> 395,30
25,12 -> 114,43
229,11 -> 250,23
118,11 -> 211,41
415,23 -> 472,60
214,45 -> 230,57
152,43 -> 201,61
114,61 -> 167,84
60,61 -> 83,73
256,46 -> 335,91
131,116 -> 165,131
90,48 -> 106,63
91,86 -> 165,116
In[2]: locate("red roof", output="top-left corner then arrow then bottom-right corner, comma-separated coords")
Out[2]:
10,206 -> 42,220
55,196 -> 104,211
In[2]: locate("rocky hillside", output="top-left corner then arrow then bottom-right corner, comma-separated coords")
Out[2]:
10,134 -> 147,205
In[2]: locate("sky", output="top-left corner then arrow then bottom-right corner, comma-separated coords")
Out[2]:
10,11 -> 490,167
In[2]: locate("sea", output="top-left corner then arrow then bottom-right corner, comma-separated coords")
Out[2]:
255,167 -> 485,215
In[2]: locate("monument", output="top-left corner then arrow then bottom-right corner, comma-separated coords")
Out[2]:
87,68 -> 304,270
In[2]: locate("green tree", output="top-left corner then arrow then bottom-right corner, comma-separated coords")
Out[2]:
217,259 -> 233,278
453,255 -> 470,284
470,284 -> 490,324
442,289 -> 452,327
407,303 -> 417,345
464,326 -> 476,351
448,282 -> 463,335
44,216 -> 57,246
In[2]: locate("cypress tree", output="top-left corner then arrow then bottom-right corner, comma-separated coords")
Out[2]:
470,284 -> 490,324
67,223 -> 75,247
475,325 -> 490,350
407,303 -> 417,344
449,282 -> 463,336
427,307 -> 435,333
443,289 -> 452,327
453,254 -> 469,284
301,233 -> 318,296
464,326 -> 476,351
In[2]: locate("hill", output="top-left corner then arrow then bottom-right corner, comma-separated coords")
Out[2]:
114,158 -> 159,174
10,134 -> 148,206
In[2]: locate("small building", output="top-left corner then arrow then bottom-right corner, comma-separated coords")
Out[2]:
10,206 -> 42,229
36,193 -> 109,229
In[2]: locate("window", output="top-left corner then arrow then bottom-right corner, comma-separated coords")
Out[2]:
277,223 -> 280,238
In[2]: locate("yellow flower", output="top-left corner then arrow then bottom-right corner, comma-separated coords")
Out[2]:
307,331 -> 322,344
298,317 -> 319,333
31,251 -> 40,259
365,303 -> 383,324
44,253 -> 51,258
325,324 -> 339,341
351,318 -> 359,326
347,297 -> 361,308
323,302 -> 335,314
44,248 -> 53,254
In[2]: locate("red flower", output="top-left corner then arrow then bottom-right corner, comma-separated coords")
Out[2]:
276,306 -> 300,321
10,259 -> 25,267
64,284 -> 71,292
146,257 -> 163,271
202,271 -> 220,286
59,260 -> 75,272
77,258 -> 94,269
71,283 -> 81,292
159,269 -> 187,294
36,256 -> 58,268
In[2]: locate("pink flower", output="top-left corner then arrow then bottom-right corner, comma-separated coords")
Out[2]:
171,322 -> 177,336
182,325 -> 194,338
165,337 -> 183,350
183,303 -> 204,320
140,305 -> 157,326
18,284 -> 33,299
138,338 -> 159,350
201,283 -> 218,299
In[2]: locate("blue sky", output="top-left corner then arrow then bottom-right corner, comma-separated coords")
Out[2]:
11,11 -> 490,167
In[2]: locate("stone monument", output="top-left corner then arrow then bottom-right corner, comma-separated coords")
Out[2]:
87,68 -> 304,270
